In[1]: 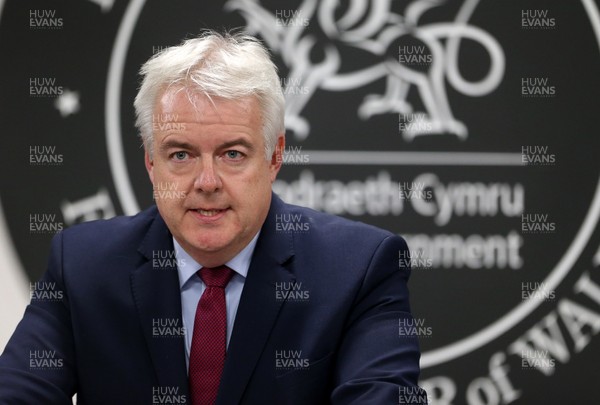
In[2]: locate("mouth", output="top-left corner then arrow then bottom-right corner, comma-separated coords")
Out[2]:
196,208 -> 224,217
189,207 -> 230,222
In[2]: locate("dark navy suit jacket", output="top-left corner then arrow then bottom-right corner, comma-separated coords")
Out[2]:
0,194 -> 426,404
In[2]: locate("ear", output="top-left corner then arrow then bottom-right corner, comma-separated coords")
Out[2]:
145,148 -> 155,185
269,134 -> 285,182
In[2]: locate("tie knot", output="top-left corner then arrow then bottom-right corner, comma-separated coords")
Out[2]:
198,265 -> 234,288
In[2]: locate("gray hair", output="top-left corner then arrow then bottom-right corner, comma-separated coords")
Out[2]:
134,30 -> 285,158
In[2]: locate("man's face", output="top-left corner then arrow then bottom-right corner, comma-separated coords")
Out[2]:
145,90 -> 283,267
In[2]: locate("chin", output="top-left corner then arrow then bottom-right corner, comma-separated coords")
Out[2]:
190,233 -> 233,254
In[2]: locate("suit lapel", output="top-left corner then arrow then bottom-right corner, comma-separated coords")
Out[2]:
218,195 -> 295,404
130,211 -> 190,394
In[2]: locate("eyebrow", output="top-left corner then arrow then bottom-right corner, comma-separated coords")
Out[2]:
219,138 -> 255,152
158,137 -> 255,153
159,139 -> 197,153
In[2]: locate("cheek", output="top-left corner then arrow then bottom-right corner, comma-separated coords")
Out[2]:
229,177 -> 269,216
245,171 -> 271,197
243,178 -> 272,213
154,164 -> 193,190
152,170 -> 189,218
227,162 -> 267,190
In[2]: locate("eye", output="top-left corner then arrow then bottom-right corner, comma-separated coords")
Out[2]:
171,151 -> 188,161
225,150 -> 244,160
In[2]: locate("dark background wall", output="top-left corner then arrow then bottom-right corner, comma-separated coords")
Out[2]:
1,0 -> 599,403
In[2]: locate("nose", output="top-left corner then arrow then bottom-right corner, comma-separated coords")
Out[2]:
193,157 -> 222,193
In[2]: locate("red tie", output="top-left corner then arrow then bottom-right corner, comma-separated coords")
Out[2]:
189,265 -> 235,405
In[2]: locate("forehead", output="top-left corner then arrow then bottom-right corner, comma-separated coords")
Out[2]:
155,87 -> 261,126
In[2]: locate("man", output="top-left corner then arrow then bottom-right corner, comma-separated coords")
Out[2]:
0,31 -> 427,404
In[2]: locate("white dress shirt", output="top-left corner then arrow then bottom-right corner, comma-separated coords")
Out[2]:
174,233 -> 260,369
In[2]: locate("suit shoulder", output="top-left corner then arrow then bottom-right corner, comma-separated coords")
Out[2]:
281,201 -> 404,246
276,200 -> 409,279
57,205 -> 160,250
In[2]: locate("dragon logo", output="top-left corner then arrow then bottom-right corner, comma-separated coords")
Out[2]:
225,0 -> 505,141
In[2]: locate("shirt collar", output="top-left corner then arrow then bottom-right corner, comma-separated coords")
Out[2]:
173,231 -> 260,289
